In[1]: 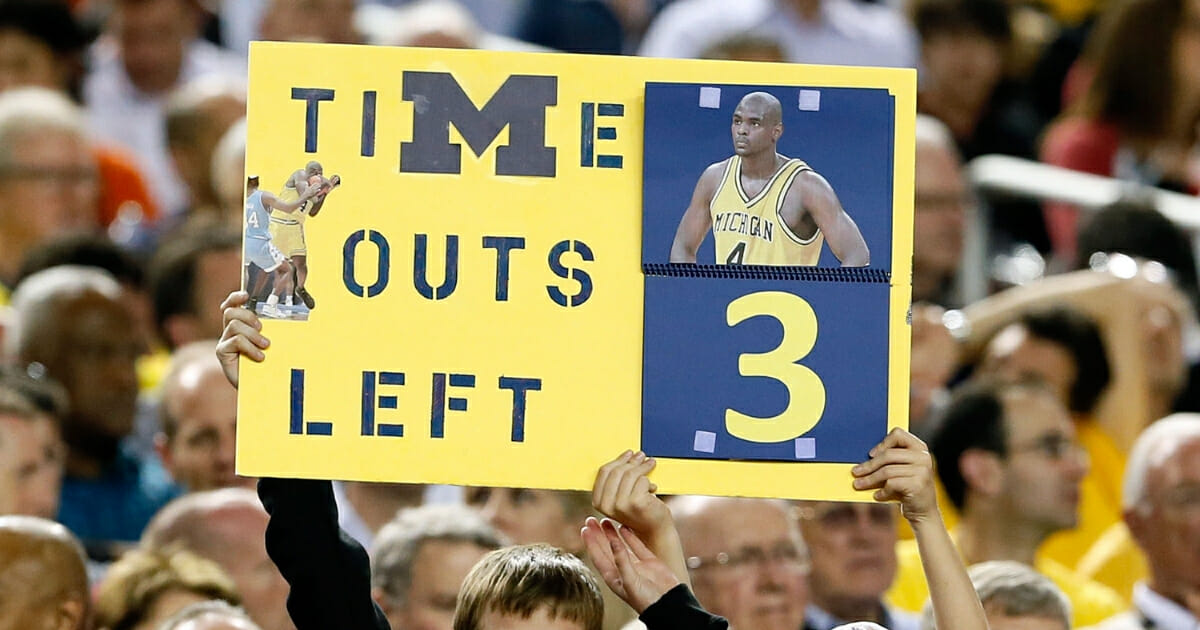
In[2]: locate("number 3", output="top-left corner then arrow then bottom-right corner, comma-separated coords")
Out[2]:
725,291 -> 826,443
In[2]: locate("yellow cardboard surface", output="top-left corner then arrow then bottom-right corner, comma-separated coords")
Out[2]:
237,42 -> 915,501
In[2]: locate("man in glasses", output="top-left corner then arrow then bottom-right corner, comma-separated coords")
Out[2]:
977,306 -> 1124,570
1085,414 -> 1200,630
889,380 -> 1124,627
0,88 -> 99,301
668,495 -> 809,630
797,501 -> 918,630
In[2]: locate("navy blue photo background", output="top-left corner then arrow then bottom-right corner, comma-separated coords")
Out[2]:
642,276 -> 890,463
642,82 -> 896,268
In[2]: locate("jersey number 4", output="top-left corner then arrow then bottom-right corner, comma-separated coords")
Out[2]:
247,212 -> 260,229
725,241 -> 747,265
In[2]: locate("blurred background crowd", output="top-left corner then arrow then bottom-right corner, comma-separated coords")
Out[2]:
0,0 -> 1199,629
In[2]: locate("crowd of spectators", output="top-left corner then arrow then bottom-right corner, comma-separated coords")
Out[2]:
1,0 -> 1199,629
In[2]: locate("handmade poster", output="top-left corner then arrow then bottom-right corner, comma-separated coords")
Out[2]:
237,41 -> 915,501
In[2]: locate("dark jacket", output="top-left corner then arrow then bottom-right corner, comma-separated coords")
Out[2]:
258,478 -> 391,630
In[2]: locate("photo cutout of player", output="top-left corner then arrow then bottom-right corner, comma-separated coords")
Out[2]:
243,174 -> 320,319
669,91 -> 870,267
267,160 -> 341,315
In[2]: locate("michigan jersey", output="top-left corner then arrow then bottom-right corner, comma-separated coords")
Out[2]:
269,184 -> 308,226
710,155 -> 823,266
269,184 -> 309,257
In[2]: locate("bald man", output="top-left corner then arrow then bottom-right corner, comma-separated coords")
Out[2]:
0,515 -> 89,630
142,488 -> 296,630
669,495 -> 810,630
670,91 -> 869,266
156,341 -> 254,491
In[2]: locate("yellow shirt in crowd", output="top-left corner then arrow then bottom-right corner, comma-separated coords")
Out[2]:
1076,522 -> 1148,601
887,530 -> 1127,628
900,421 -> 1127,579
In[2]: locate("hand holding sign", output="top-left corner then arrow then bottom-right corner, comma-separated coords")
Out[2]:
218,290 -> 269,388
851,427 -> 938,524
590,450 -> 689,587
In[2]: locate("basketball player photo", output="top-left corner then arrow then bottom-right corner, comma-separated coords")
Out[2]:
644,82 -> 896,270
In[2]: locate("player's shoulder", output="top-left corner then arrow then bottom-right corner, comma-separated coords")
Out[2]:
709,157 -> 733,172
689,158 -> 725,186
700,158 -> 732,179
793,166 -> 832,190
781,166 -> 835,210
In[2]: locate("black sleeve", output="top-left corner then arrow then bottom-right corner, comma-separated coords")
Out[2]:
257,478 -> 391,630
639,584 -> 729,630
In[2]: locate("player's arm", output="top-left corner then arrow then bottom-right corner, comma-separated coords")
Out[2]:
261,187 -> 320,214
669,164 -> 722,263
785,170 -> 869,267
852,429 -> 988,630
285,169 -> 308,193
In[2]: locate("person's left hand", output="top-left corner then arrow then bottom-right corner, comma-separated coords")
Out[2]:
582,517 -> 681,614
216,291 -> 270,389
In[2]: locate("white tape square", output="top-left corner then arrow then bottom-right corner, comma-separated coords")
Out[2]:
794,437 -> 817,459
798,89 -> 821,112
693,430 -> 717,453
699,87 -> 722,109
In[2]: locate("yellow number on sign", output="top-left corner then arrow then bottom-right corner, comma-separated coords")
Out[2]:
725,291 -> 826,443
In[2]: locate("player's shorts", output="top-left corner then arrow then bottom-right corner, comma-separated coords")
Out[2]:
245,237 -> 286,272
269,218 -> 306,257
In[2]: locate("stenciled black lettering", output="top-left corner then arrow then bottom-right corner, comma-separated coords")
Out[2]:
400,72 -> 557,177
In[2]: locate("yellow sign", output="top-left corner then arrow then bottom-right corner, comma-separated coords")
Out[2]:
237,41 -> 915,501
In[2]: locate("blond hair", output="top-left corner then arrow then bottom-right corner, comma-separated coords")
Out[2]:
453,544 -> 602,630
94,546 -> 240,630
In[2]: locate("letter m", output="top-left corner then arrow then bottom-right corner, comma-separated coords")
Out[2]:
400,72 -> 557,177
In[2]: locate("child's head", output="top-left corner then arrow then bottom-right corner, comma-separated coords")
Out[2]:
453,544 -> 603,630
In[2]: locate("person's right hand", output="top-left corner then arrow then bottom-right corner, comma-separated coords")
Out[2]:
851,428 -> 939,525
582,517 -> 681,614
216,291 -> 270,389
592,451 -> 671,540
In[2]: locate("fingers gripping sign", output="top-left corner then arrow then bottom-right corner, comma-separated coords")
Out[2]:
850,429 -> 990,630
592,451 -> 669,534
217,290 -> 272,389
850,428 -> 937,523
589,451 -> 690,593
